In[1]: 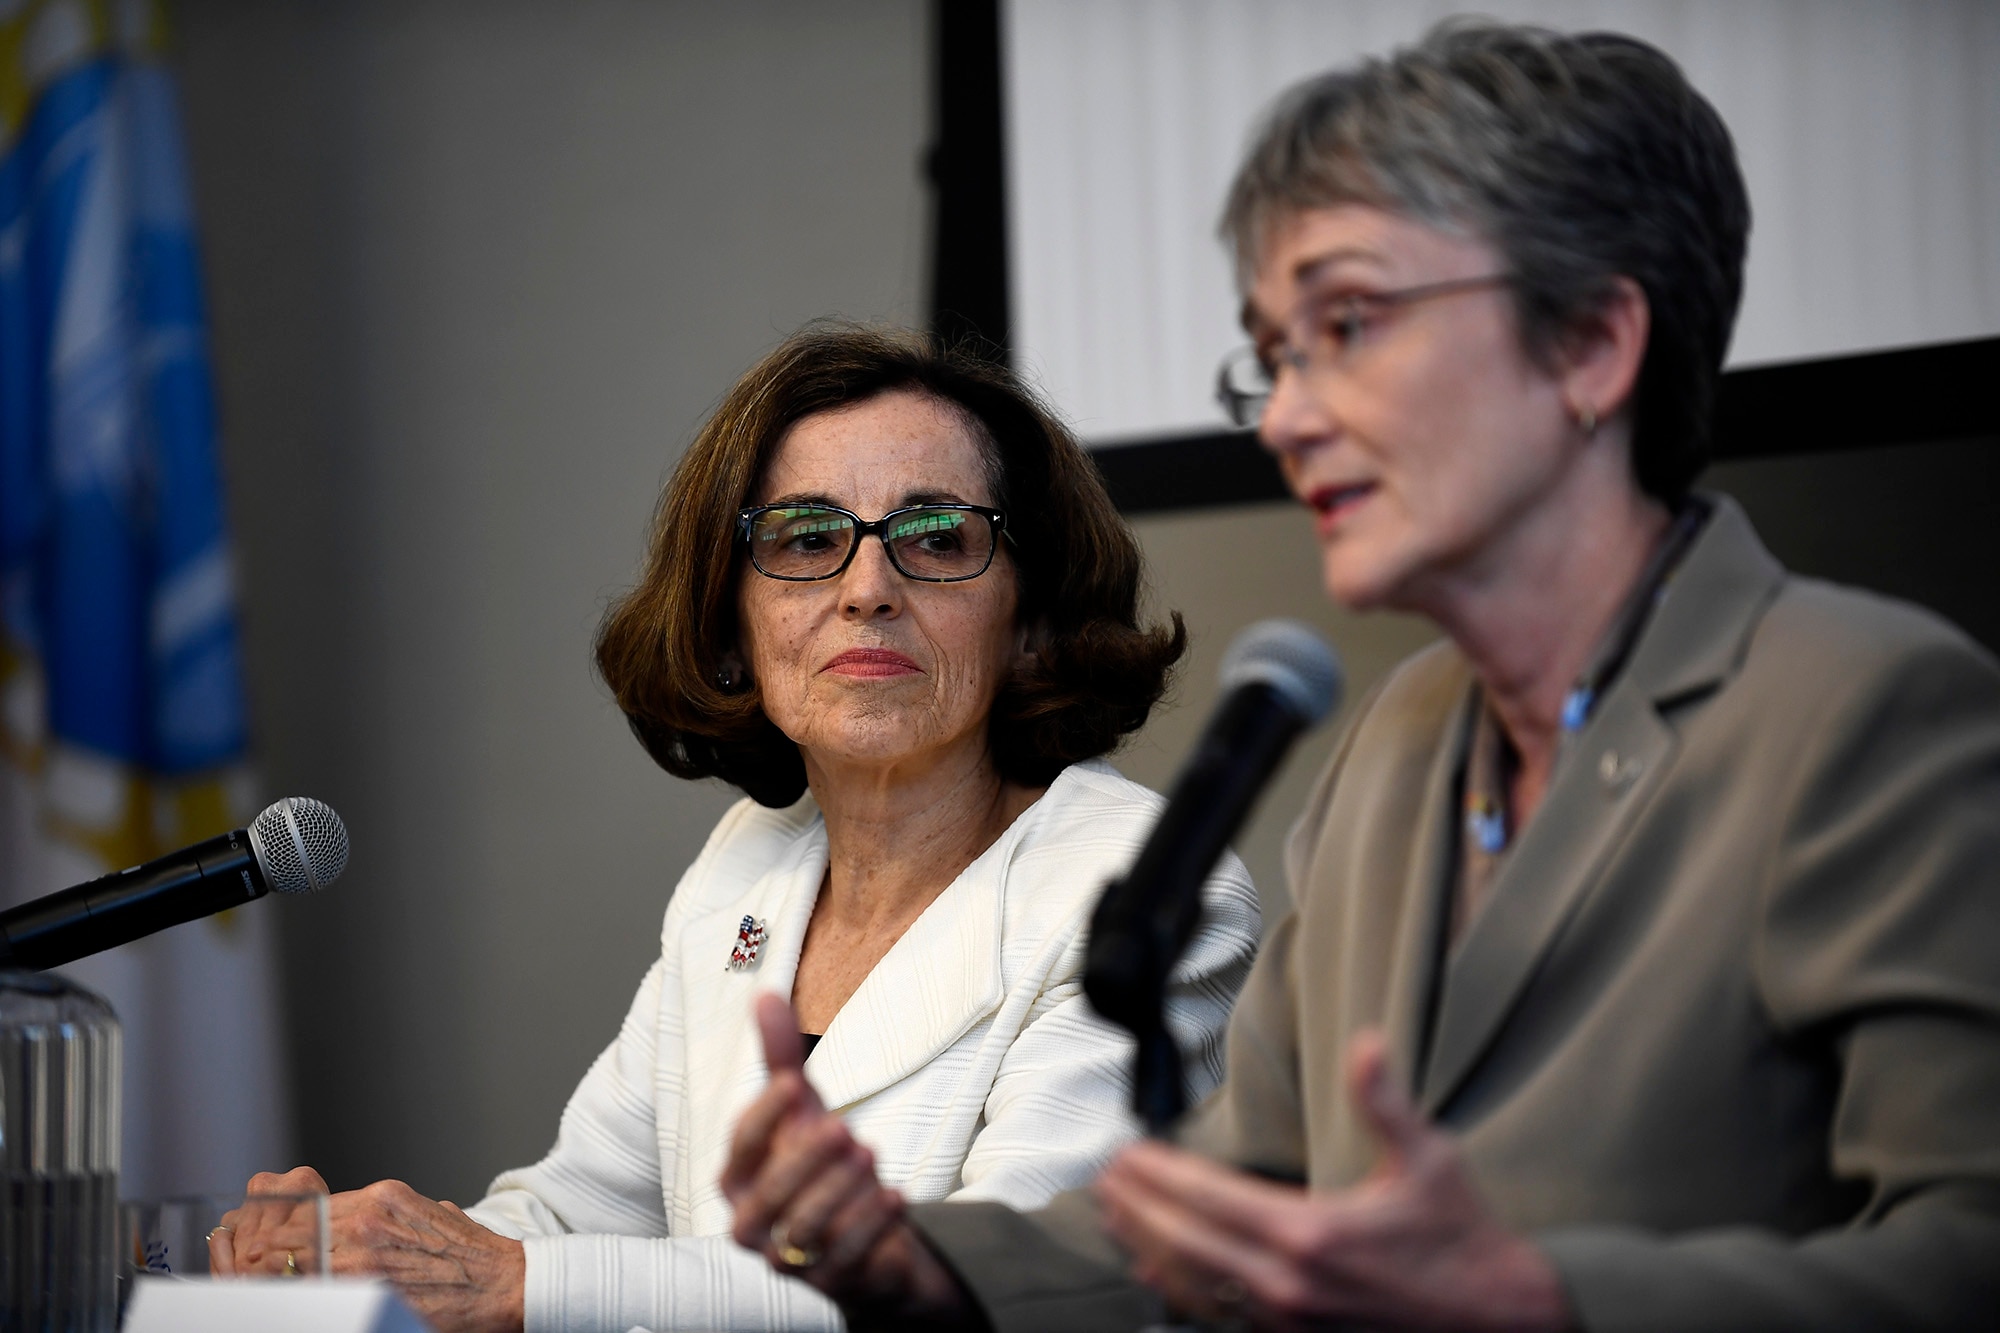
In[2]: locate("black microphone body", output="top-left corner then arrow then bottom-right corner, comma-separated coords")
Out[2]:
1086,678 -> 1314,1133
0,829 -> 271,971
0,796 -> 348,972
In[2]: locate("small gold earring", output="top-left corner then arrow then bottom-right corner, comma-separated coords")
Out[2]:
1577,404 -> 1598,435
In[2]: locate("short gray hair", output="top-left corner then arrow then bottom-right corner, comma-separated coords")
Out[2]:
1223,20 -> 1750,500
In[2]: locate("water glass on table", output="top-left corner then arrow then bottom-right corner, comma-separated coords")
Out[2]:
122,1192 -> 330,1282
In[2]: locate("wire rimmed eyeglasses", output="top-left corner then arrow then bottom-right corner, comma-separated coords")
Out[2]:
737,502 -> 1009,582
1214,272 -> 1514,428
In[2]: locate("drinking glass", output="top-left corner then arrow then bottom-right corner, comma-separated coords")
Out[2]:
121,1192 -> 329,1283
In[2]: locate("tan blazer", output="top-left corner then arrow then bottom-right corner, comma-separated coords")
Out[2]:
912,497 -> 2000,1331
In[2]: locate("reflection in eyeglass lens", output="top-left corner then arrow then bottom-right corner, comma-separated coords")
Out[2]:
889,509 -> 981,575
748,506 -> 994,580
753,508 -> 852,574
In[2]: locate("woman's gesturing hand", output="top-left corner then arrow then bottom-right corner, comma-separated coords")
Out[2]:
1095,1029 -> 1572,1333
722,993 -> 971,1322
224,1165 -> 525,1333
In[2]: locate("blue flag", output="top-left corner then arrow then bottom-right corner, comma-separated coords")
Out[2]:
2,4 -> 250,865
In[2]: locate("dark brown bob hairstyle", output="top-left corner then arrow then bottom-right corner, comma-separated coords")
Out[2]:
596,322 -> 1186,808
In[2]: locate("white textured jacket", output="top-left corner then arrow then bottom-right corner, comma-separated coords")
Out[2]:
467,759 -> 1262,1332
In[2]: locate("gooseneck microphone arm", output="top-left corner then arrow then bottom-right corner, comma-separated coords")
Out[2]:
0,796 -> 350,972
0,830 -> 270,970
1084,621 -> 1342,1135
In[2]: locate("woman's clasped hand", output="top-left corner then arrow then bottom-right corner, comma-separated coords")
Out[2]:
721,993 -> 969,1321
214,1167 -> 525,1332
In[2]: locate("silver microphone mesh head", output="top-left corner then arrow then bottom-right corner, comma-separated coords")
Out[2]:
247,797 -> 350,894
1218,619 -> 1344,726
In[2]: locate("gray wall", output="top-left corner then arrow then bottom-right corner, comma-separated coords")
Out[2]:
176,0 -> 930,1202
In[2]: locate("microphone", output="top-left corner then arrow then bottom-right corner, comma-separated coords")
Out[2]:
0,797 -> 349,971
1086,620 -> 1342,1133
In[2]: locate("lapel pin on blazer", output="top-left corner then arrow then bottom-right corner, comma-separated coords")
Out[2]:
727,915 -> 769,971
1598,749 -> 1643,791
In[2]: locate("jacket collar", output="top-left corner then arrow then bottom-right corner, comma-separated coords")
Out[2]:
802,830 -> 1008,1110
1621,494 -> 1786,709
675,814 -> 831,1219
676,767 -> 1054,1129
1415,494 -> 1786,1113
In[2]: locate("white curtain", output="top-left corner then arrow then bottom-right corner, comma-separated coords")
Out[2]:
1003,0 -> 2000,444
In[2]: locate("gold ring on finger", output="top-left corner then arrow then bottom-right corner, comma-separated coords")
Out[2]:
769,1219 -> 821,1270
283,1249 -> 301,1277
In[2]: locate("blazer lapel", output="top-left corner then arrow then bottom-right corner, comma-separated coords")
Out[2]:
1418,496 -> 1785,1114
675,819 -> 828,1217
804,815 -> 1012,1113
1384,683 -> 1479,1094
1419,687 -> 1677,1113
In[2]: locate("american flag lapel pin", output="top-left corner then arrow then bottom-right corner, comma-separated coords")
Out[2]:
727,915 -> 768,971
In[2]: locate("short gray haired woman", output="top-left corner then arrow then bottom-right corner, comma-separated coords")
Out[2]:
721,21 -> 2000,1332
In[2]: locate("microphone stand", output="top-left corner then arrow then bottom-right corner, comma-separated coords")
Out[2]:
1083,682 -> 1303,1135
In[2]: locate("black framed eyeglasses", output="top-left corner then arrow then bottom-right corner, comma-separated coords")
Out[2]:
737,502 -> 1009,582
1215,272 -> 1514,428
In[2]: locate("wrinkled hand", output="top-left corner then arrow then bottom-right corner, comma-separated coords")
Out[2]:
1096,1029 -> 1571,1332
722,993 -> 969,1322
206,1189 -> 323,1277
229,1166 -> 524,1333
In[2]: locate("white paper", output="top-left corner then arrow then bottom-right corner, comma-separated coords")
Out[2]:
123,1277 -> 432,1333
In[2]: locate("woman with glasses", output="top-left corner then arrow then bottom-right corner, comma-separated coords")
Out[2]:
723,22 -> 2000,1333
231,323 -> 1260,1331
